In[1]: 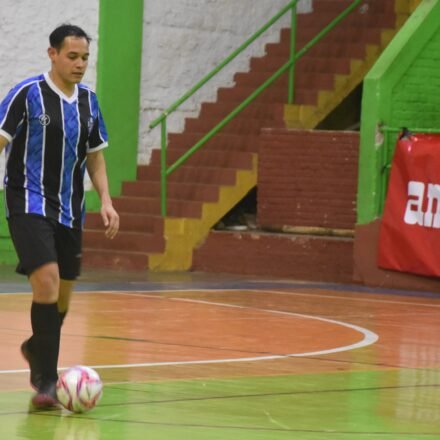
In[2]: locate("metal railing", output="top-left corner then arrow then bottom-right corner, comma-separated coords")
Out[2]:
149,0 -> 363,216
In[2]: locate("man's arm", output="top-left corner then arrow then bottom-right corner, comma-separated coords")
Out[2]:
86,150 -> 119,239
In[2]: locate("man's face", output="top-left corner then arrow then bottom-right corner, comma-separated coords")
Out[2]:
48,36 -> 89,86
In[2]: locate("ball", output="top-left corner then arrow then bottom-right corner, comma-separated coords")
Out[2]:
56,366 -> 103,413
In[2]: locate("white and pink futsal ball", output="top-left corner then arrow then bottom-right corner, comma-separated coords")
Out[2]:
56,366 -> 103,413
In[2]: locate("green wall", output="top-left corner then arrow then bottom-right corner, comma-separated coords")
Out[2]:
87,0 -> 144,209
357,0 -> 440,225
0,0 -> 144,264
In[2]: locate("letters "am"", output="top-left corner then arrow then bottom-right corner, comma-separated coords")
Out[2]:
404,181 -> 440,228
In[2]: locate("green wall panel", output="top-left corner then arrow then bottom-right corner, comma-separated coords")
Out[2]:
86,0 -> 144,210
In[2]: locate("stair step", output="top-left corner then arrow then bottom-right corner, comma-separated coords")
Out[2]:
281,27 -> 383,46
310,6 -> 395,28
137,165 -> 239,185
150,148 -> 254,170
296,13 -> 396,29
312,0 -> 394,16
250,56 -> 352,75
122,180 -> 220,202
112,196 -> 203,218
82,248 -> 150,271
167,132 -> 259,153
85,212 -> 164,234
217,86 -> 318,105
83,229 -> 165,253
233,71 -> 335,90
184,115 -> 284,135
265,41 -> 368,59
199,102 -> 284,121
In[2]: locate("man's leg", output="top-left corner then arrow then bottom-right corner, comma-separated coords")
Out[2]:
27,262 -> 61,407
8,215 -> 60,406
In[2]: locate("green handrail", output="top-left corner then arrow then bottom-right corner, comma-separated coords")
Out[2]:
150,0 -> 363,216
150,0 -> 300,130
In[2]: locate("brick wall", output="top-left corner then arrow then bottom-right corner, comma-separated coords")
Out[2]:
193,230 -> 354,283
257,128 -> 359,230
390,28 -> 440,130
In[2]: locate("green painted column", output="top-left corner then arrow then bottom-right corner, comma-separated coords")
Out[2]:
87,0 -> 144,209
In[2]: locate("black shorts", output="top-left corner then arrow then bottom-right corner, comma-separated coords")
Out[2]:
7,214 -> 82,280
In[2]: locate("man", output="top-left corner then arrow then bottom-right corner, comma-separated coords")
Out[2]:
0,24 -> 119,408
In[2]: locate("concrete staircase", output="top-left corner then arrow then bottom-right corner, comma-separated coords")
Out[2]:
82,0 -> 415,272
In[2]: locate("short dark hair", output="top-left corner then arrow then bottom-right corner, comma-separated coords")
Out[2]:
49,24 -> 91,50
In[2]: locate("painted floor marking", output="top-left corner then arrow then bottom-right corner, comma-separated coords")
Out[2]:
0,290 -> 379,375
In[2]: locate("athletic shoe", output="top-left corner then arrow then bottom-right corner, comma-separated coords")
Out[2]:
21,339 -> 42,390
31,381 -> 58,409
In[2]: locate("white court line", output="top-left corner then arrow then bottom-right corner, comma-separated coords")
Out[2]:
2,287 -> 439,308
87,288 -> 440,309
0,291 -> 378,375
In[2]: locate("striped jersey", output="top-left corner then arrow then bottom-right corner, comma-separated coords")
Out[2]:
0,72 -> 108,229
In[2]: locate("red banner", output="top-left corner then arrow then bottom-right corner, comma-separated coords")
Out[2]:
378,133 -> 440,277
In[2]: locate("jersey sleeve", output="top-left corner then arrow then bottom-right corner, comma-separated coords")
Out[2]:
87,106 -> 109,153
0,85 -> 27,143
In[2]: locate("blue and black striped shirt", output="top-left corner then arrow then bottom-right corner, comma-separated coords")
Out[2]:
0,73 -> 108,229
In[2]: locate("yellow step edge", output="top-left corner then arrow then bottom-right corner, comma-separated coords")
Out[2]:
396,0 -> 422,13
409,0 -> 423,12
289,54 -> 378,129
284,0 -> 415,130
381,29 -> 397,47
148,155 -> 258,270
366,44 -> 381,60
395,13 -> 411,28
284,104 -> 315,128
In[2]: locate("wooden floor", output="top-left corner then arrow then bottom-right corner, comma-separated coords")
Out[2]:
0,269 -> 439,439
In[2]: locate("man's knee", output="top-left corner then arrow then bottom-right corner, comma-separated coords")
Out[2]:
29,263 -> 60,303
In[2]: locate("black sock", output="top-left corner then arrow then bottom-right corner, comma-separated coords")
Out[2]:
30,302 -> 61,384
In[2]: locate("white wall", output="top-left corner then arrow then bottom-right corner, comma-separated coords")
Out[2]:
0,0 -> 100,189
139,0 -> 312,164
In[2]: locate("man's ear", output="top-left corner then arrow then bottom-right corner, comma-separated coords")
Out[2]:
47,47 -> 57,62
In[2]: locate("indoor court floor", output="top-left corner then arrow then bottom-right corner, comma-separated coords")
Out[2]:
0,267 -> 439,439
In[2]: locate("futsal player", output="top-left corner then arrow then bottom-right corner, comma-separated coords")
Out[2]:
0,24 -> 119,408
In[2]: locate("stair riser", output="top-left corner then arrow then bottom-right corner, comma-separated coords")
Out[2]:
112,197 -> 202,218
250,57 -> 351,75
167,134 -> 259,153
82,251 -> 149,271
281,28 -> 383,46
200,102 -> 284,121
217,87 -> 318,105
83,232 -> 165,253
185,116 -> 284,134
85,212 -> 164,234
150,149 -> 254,170
122,181 -> 220,203
136,166 -> 238,186
265,43 -> 367,59
233,72 -> 335,91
